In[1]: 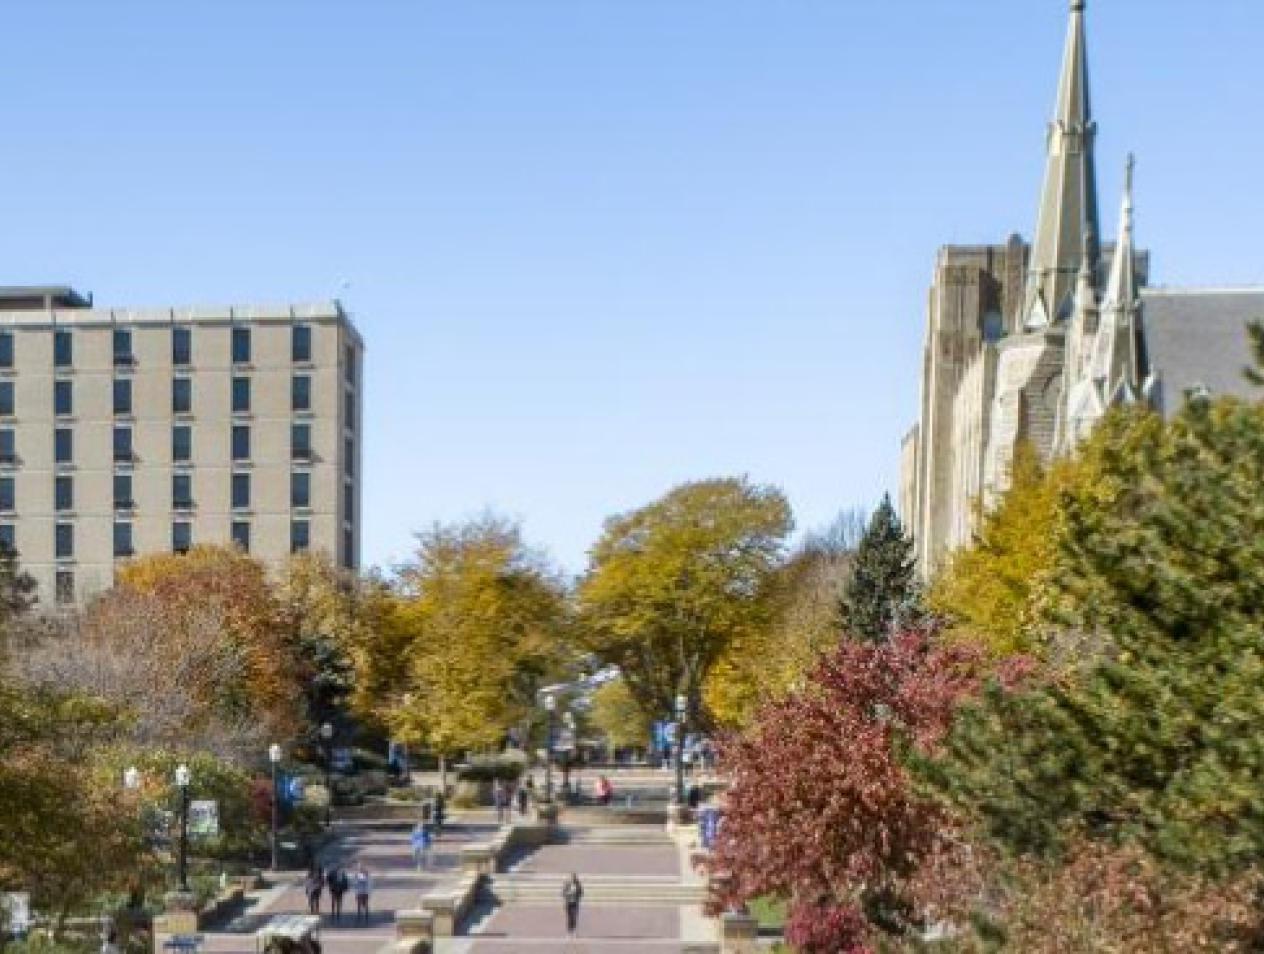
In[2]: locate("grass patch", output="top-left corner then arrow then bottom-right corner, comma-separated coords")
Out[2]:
747,894 -> 787,930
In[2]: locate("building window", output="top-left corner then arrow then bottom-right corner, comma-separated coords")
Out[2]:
232,425 -> 250,461
113,521 -> 133,558
172,425 -> 192,463
113,426 -> 133,462
292,325 -> 312,363
54,380 -> 72,417
232,376 -> 251,414
55,475 -> 73,512
291,519 -> 310,553
231,520 -> 250,552
344,436 -> 354,477
291,471 -> 311,508
54,428 -> 72,464
0,382 -> 14,417
0,429 -> 14,464
0,332 -> 13,369
54,330 -> 72,368
345,345 -> 355,386
344,481 -> 354,523
292,375 -> 311,412
55,523 -> 74,559
0,524 -> 15,552
55,570 -> 74,604
232,327 -> 251,364
231,473 -> 250,509
113,329 -> 134,366
172,326 -> 192,366
172,473 -> 192,509
115,473 -> 133,510
344,389 -> 355,427
0,477 -> 13,512
173,377 -> 192,414
292,423 -> 311,460
342,527 -> 354,569
113,378 -> 132,416
172,521 -> 192,554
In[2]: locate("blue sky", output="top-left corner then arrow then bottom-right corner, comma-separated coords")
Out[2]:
2,1 -> 1261,574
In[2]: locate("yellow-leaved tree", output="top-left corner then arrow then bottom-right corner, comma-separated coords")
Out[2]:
578,477 -> 792,729
353,516 -> 569,779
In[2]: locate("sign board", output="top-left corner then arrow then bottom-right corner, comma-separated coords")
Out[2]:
188,800 -> 219,838
698,807 -> 722,850
163,934 -> 203,953
556,728 -> 576,752
1,893 -> 30,935
331,747 -> 354,772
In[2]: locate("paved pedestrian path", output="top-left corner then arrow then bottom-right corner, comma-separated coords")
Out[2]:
201,819 -> 493,954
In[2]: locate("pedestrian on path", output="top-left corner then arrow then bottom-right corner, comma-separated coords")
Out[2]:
327,867 -> 348,923
516,783 -> 529,816
494,780 -> 509,825
562,873 -> 583,938
410,822 -> 432,870
304,867 -> 324,916
352,864 -> 372,924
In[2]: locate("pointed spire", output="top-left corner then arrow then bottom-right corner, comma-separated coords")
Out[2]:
1023,0 -> 1101,329
1091,155 -> 1140,398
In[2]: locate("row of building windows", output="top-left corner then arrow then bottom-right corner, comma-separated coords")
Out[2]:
7,373 -> 318,419
0,470 -> 316,513
38,518 -> 313,559
0,324 -> 319,370
0,423 -> 351,481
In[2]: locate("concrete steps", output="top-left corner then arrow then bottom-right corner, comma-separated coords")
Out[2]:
485,876 -> 706,905
558,826 -> 675,846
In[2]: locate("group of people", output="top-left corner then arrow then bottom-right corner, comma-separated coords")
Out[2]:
493,777 -> 536,824
304,863 -> 372,924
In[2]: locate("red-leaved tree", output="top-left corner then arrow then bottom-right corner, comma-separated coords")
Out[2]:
708,630 -> 996,951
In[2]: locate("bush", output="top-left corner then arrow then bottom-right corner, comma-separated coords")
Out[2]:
456,752 -> 526,783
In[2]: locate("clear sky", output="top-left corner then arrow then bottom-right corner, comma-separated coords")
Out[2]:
2,1 -> 1261,574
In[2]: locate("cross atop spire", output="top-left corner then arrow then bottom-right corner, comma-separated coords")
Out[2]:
1023,0 -> 1101,329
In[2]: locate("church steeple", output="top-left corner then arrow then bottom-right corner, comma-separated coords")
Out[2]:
1091,154 -> 1140,400
1023,0 -> 1101,329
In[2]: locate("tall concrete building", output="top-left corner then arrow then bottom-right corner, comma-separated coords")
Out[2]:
901,0 -> 1264,578
0,286 -> 363,605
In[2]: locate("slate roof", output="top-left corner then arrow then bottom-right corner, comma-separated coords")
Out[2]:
1139,287 -> 1264,414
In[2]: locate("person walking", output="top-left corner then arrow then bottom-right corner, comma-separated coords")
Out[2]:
562,873 -> 583,938
352,864 -> 372,924
410,822 -> 432,870
516,782 -> 529,816
327,867 -> 348,923
304,867 -> 324,916
493,780 -> 507,825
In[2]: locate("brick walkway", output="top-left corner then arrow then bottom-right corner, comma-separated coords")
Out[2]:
507,844 -> 680,877
465,904 -> 683,953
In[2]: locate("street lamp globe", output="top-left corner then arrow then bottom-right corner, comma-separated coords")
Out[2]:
320,722 -> 334,742
544,693 -> 556,713
563,711 -> 575,729
174,764 -> 191,788
675,694 -> 687,719
123,766 -> 140,790
269,743 -> 283,764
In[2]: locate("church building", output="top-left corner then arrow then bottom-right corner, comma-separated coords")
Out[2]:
900,0 -> 1264,578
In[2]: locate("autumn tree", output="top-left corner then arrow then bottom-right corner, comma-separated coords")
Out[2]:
275,552 -> 361,725
838,495 -> 920,642
578,477 -> 791,727
588,676 -> 653,751
11,588 -> 266,760
705,514 -> 858,728
709,631 -> 991,951
356,516 -> 569,773
116,546 -> 300,734
929,443 -> 1075,656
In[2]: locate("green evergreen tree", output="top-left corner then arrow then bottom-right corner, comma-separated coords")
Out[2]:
1243,319 -> 1264,385
918,400 -> 1264,877
838,494 -> 920,642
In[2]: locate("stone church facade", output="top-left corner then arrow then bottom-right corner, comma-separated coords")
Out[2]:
901,0 -> 1264,578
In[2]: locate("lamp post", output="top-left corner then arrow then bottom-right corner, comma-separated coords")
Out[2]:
562,711 -> 576,798
543,693 -> 556,802
320,722 -> 334,828
673,694 -> 687,805
268,744 -> 282,871
174,764 -> 191,893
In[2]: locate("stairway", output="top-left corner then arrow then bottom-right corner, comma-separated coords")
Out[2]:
485,874 -> 706,905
